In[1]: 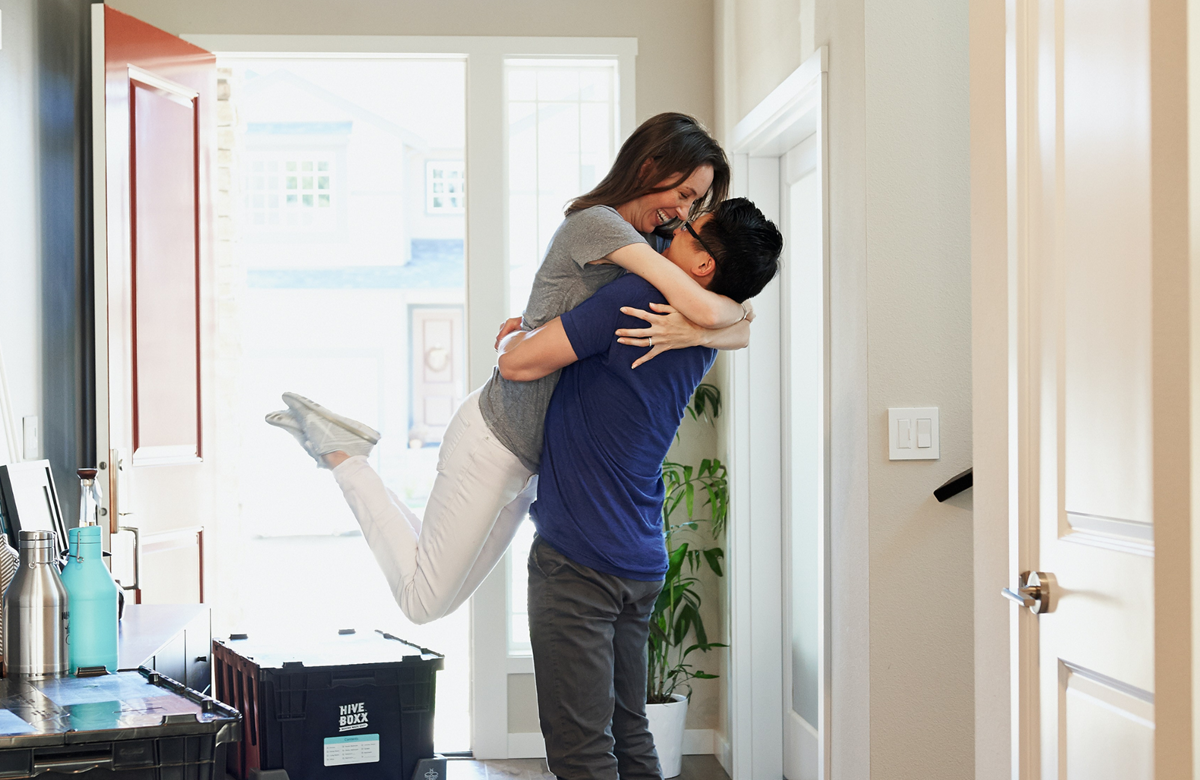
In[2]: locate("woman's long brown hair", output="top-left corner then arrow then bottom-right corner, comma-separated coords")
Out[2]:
566,113 -> 729,217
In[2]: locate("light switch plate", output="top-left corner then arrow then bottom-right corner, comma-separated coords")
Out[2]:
888,407 -> 939,460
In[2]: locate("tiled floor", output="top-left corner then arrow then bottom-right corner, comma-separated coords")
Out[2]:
441,755 -> 730,779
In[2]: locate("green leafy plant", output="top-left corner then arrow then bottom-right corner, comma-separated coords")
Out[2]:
648,384 -> 728,704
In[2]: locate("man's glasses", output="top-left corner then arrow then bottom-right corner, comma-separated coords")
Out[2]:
682,219 -> 720,264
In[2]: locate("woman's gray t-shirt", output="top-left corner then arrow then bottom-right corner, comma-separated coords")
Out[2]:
479,206 -> 645,471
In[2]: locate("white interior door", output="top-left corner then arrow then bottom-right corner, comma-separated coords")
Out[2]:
1005,0 -> 1191,775
780,133 -> 827,780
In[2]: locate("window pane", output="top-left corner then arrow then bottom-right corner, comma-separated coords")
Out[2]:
505,60 -> 618,319
227,56 -> 468,752
508,68 -> 536,101
426,161 -> 465,214
503,59 -> 620,654
579,68 -> 611,102
537,68 -> 579,101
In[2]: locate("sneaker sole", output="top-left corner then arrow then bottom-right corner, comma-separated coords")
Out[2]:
281,392 -> 382,444
265,410 -> 301,433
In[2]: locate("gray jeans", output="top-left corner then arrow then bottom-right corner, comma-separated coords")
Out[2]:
527,535 -> 665,780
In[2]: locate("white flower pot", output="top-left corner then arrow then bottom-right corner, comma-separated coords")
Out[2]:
646,693 -> 688,778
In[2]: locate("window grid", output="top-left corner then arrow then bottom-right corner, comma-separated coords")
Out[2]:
245,155 -> 334,229
426,161 -> 466,213
505,59 -> 619,319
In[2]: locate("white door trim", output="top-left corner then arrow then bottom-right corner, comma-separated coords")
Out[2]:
728,48 -> 835,780
178,33 -> 637,760
967,1 -> 1012,777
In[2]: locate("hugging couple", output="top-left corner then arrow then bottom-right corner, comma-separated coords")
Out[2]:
269,112 -> 782,780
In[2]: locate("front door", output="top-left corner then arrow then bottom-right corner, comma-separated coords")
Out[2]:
1004,0 -> 1190,775
92,5 -> 216,604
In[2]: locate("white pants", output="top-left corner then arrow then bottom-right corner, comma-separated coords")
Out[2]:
333,389 -> 537,624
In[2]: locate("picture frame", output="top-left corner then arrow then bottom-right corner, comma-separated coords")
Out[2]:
0,461 -> 70,561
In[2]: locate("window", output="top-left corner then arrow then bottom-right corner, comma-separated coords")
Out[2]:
505,59 -> 620,319
426,161 -> 465,213
224,56 -> 468,751
504,58 -> 620,655
245,154 -> 335,229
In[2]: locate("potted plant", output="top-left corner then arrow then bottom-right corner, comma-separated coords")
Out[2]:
646,384 -> 728,778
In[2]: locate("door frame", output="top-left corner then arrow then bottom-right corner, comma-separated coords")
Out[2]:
178,32 -> 636,760
727,48 -> 835,780
967,1 -> 1013,777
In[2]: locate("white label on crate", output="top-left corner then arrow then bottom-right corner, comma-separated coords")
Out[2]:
324,734 -> 380,766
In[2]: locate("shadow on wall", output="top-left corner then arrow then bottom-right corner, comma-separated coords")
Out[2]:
38,0 -> 95,519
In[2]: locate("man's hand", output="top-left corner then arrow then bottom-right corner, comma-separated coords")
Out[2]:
495,317 -> 524,350
497,317 -> 579,381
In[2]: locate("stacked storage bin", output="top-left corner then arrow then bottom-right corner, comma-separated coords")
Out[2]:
0,668 -> 240,778
213,629 -> 443,780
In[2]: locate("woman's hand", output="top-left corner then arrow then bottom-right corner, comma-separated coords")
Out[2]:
495,317 -> 524,350
615,303 -> 706,369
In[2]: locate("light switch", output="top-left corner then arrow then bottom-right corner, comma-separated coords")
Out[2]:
888,407 -> 939,460
916,418 -> 932,448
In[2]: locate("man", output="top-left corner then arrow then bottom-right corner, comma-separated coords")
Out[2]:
496,197 -> 782,780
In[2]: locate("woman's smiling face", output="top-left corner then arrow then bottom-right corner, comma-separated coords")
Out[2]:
616,165 -> 715,234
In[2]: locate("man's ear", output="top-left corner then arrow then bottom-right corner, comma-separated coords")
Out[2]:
694,255 -> 718,279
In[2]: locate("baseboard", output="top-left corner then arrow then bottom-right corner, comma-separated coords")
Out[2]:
508,731 -> 546,759
715,731 -> 733,777
507,729 -> 717,759
682,729 -> 714,754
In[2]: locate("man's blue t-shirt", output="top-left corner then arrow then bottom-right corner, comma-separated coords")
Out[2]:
529,273 -> 717,581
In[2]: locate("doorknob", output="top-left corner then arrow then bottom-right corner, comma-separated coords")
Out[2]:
1002,571 -> 1056,614
117,525 -> 141,592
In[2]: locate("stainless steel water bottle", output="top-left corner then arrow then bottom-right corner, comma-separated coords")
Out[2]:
3,530 -> 69,678
0,535 -> 20,670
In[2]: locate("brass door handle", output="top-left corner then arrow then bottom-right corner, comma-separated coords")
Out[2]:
1002,571 -> 1056,614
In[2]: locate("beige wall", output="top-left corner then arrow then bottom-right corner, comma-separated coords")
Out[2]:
106,0 -> 715,129
716,1 -> 973,779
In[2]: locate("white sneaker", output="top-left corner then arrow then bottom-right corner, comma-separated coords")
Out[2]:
265,409 -> 323,467
281,392 -> 380,465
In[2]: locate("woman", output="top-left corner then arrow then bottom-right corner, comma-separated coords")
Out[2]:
269,113 -> 753,623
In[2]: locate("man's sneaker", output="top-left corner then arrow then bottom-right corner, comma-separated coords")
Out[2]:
281,392 -> 380,464
264,409 -> 322,467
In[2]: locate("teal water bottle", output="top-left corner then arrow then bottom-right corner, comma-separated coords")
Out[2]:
61,473 -> 119,675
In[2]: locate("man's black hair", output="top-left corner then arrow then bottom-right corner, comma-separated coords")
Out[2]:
696,197 -> 783,303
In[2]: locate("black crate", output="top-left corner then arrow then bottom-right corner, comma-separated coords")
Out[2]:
213,629 -> 443,780
0,668 -> 241,779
